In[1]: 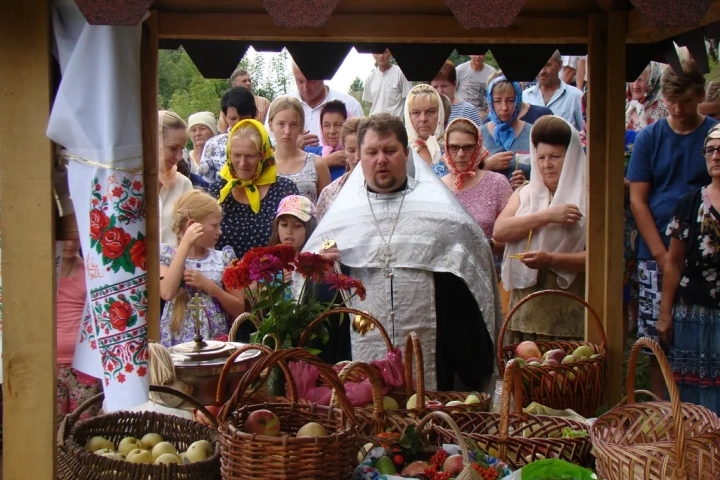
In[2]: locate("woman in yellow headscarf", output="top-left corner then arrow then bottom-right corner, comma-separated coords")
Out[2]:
208,119 -> 299,257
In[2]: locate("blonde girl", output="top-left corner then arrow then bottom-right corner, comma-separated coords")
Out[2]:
159,190 -> 244,347
268,96 -> 331,203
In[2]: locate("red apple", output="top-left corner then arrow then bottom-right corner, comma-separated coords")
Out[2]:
542,349 -> 566,363
515,341 -> 542,361
243,409 -> 281,437
443,454 -> 464,475
526,357 -> 542,364
543,358 -> 559,365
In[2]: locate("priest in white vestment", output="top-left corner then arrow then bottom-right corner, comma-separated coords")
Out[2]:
301,113 -> 502,391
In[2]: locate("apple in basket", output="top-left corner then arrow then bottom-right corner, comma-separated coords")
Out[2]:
296,422 -> 328,437
542,349 -> 566,364
141,433 -> 164,449
443,455 -> 464,476
244,409 -> 281,436
185,440 -> 213,463
573,345 -> 594,360
85,436 -> 115,452
118,437 -> 146,456
515,341 -> 542,361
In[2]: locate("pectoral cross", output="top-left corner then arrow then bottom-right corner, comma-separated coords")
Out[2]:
188,294 -> 207,346
381,249 -> 395,279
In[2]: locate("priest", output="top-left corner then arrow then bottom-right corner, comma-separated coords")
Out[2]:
301,113 -> 502,392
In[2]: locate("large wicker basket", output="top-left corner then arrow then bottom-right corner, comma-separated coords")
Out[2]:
432,360 -> 594,470
591,337 -> 720,480
388,332 -> 491,415
497,289 -> 607,418
217,347 -> 358,479
57,385 -> 222,480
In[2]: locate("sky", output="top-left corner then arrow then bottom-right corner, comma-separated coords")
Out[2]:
246,47 -> 376,94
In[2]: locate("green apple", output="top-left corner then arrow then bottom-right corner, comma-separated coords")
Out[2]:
154,453 -> 182,465
140,433 -> 163,449
375,456 -> 397,475
85,436 -> 115,452
185,440 -> 213,463
296,422 -> 328,437
126,448 -> 153,464
445,400 -> 464,407
94,448 -> 114,456
573,345 -> 594,359
464,394 -> 481,405
528,361 -> 542,367
118,437 -> 146,456
382,396 -> 399,411
151,441 -> 178,460
101,452 -> 124,461
406,393 -> 430,410
561,355 -> 576,365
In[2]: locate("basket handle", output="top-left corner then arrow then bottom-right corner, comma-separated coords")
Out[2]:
626,337 -> 687,479
416,411 -> 474,467
329,361 -> 386,434
403,332 -> 426,412
220,347 -> 358,427
215,342 -> 295,405
58,385 -> 220,447
497,359 -> 526,461
496,289 -> 607,374
297,307 -> 394,352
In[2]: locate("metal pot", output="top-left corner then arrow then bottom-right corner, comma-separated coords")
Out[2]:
167,340 -> 261,406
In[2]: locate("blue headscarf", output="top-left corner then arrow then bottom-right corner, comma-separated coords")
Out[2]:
486,75 -> 523,151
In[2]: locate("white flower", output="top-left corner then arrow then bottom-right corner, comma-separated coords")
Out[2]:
666,218 -> 679,236
704,268 -> 717,282
680,276 -> 690,287
700,235 -> 715,257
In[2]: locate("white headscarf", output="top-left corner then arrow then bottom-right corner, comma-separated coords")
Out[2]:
502,116 -> 586,290
404,84 -> 445,165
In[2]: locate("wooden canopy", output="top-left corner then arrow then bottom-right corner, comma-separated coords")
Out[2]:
2,0 -> 720,478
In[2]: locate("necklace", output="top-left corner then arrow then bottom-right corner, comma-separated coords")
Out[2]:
366,183 -> 408,342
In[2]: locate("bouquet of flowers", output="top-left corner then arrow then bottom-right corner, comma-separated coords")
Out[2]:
222,244 -> 366,352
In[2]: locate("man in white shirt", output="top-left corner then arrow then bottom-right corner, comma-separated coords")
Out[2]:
522,51 -> 584,132
362,49 -> 412,116
455,55 -> 497,120
285,63 -> 364,148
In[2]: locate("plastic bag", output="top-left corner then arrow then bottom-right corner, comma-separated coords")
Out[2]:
500,459 -> 596,480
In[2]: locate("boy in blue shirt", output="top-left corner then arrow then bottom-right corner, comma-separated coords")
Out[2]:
627,59 -> 717,399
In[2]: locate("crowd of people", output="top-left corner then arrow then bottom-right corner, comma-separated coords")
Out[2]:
55,49 -> 720,418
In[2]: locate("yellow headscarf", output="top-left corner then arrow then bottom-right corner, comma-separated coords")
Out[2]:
218,119 -> 277,213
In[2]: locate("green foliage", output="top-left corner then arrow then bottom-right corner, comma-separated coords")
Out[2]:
349,76 -> 364,93
158,48 -> 292,122
447,49 -> 499,69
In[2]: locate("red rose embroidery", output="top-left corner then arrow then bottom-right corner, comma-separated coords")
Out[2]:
90,209 -> 110,240
112,186 -> 124,198
108,300 -> 132,331
129,239 -> 147,270
137,366 -> 147,377
100,227 -> 132,259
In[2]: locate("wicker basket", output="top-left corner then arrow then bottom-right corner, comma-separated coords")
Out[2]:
497,289 -> 607,418
57,385 -> 221,480
330,361 -> 421,436
432,360 -> 594,470
388,332 -> 491,415
298,306 -> 399,384
218,347 -> 358,479
591,337 -> 720,480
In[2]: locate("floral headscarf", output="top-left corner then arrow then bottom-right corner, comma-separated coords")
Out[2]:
218,119 -> 277,214
626,61 -> 667,130
442,118 -> 489,190
486,75 -> 523,151
404,84 -> 445,164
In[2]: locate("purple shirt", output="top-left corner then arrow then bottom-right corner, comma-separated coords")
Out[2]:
452,170 -> 512,238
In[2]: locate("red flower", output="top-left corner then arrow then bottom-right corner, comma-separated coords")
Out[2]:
132,180 -> 143,191
137,366 -> 147,377
112,186 -> 124,198
325,273 -> 367,300
124,363 -> 134,373
90,340 -> 97,350
95,183 -> 101,191
128,196 -> 138,207
241,245 -> 296,272
248,254 -> 283,283
223,259 -> 252,290
295,252 -> 333,282
90,209 -> 110,240
129,239 -> 147,270
117,373 -> 126,384
100,227 -> 132,259
108,300 -> 132,331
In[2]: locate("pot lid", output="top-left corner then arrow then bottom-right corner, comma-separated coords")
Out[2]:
169,339 -> 237,361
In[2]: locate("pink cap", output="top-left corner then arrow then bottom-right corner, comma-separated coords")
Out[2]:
276,195 -> 316,222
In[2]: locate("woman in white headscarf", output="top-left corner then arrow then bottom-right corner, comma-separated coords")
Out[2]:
493,116 -> 587,343
404,84 -> 447,177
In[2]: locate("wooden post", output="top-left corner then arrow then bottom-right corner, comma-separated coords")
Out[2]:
142,11 -> 160,341
0,0 -> 56,478
587,11 -> 626,406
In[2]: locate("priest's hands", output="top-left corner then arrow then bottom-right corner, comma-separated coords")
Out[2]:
519,250 -> 552,269
320,246 -> 341,262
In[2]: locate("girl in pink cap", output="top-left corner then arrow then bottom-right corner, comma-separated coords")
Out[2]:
268,194 -> 318,253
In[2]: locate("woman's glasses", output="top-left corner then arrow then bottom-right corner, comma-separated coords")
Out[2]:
702,146 -> 720,157
447,144 -> 476,154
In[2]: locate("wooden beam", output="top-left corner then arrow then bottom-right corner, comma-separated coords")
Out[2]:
142,11 -> 160,341
587,11 -> 626,407
627,0 -> 720,43
0,0 -> 56,478
595,0 -> 626,11
157,12 -> 588,43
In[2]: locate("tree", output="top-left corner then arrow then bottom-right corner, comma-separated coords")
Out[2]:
447,49 -> 499,70
349,76 -> 364,93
